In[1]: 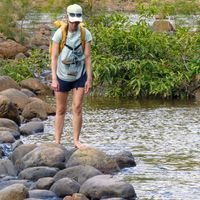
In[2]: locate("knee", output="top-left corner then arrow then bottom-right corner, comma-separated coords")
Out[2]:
56,106 -> 66,116
72,104 -> 82,115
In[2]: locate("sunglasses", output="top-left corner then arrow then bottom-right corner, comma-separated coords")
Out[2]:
69,13 -> 82,18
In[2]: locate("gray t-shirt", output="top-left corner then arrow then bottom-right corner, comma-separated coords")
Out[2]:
52,24 -> 92,81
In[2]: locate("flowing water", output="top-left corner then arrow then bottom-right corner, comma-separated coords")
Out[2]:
22,96 -> 200,200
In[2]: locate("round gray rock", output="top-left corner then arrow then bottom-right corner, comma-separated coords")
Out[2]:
80,175 -> 137,199
54,165 -> 102,184
66,147 -> 119,174
0,183 -> 29,200
18,166 -> 59,181
50,177 -> 80,197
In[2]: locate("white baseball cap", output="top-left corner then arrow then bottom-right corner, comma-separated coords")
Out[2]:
67,4 -> 83,22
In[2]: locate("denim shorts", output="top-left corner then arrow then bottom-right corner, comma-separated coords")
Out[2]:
57,73 -> 87,92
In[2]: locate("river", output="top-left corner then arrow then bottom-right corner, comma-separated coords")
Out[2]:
22,96 -> 200,200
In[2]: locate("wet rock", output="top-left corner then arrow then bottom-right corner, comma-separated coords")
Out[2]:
29,189 -> 57,199
0,179 -> 32,190
66,147 -> 119,173
21,144 -> 66,169
20,121 -> 44,136
0,76 -> 20,92
9,144 -> 37,173
0,146 -> 5,158
36,177 -> 55,190
50,177 -> 80,197
11,140 -> 23,151
64,193 -> 89,200
21,88 -> 36,97
0,95 -> 21,125
0,183 -> 29,200
54,165 -> 102,185
18,166 -> 59,181
114,151 -> 136,169
0,88 -> 30,112
0,76 -> 21,91
22,101 -> 48,120
30,97 -> 56,115
0,131 -> 16,143
0,118 -> 19,132
20,78 -> 52,96
0,158 -> 17,176
0,36 -> 27,59
80,175 -> 136,199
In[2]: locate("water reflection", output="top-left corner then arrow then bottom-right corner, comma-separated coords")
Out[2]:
24,96 -> 200,200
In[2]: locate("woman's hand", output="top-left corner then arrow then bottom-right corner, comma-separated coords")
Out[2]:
84,79 -> 92,94
51,79 -> 59,92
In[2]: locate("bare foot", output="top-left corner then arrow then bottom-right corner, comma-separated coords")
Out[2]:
74,142 -> 87,150
54,140 -> 60,144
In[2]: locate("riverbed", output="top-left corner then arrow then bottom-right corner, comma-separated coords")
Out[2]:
22,96 -> 200,200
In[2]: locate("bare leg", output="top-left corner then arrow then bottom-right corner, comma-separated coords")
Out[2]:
72,88 -> 86,149
54,91 -> 68,144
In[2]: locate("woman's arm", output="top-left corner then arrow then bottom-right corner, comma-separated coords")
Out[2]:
51,42 -> 60,91
84,41 -> 92,94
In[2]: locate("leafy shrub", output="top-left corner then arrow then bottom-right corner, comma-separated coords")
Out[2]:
88,13 -> 200,98
0,49 -> 49,82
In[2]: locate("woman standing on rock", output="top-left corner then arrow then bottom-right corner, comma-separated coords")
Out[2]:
51,4 -> 92,149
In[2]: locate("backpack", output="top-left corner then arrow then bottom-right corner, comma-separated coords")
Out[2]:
49,20 -> 86,55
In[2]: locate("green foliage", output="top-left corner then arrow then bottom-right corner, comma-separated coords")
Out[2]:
136,0 -> 200,18
0,49 -> 49,82
89,13 -> 200,98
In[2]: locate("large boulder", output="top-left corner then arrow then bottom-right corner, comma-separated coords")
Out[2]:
9,144 -> 37,173
0,118 -> 19,132
0,36 -> 27,59
80,175 -> 136,199
0,183 -> 29,200
21,97 -> 56,120
0,88 -> 30,112
21,143 -> 66,169
29,97 -> 55,115
0,127 -> 20,140
54,165 -> 103,184
0,95 -> 21,125
20,78 -> 52,96
19,121 -> 44,136
0,76 -> 20,92
0,158 -> 17,176
0,179 -> 32,191
21,100 -> 48,120
66,147 -> 119,173
0,130 -> 16,143
18,166 -> 59,181
50,177 -> 80,198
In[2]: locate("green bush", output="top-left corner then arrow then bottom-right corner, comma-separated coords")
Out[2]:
0,49 -> 49,82
89,13 -> 200,98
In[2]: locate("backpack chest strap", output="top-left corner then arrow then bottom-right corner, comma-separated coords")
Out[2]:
64,43 -> 82,51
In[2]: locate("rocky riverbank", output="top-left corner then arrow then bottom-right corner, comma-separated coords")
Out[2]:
0,75 -> 137,200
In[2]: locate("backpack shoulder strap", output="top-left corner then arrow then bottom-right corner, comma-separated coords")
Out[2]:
80,23 -> 86,52
60,23 -> 68,53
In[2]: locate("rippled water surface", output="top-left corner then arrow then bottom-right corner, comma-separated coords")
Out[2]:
24,97 -> 200,200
